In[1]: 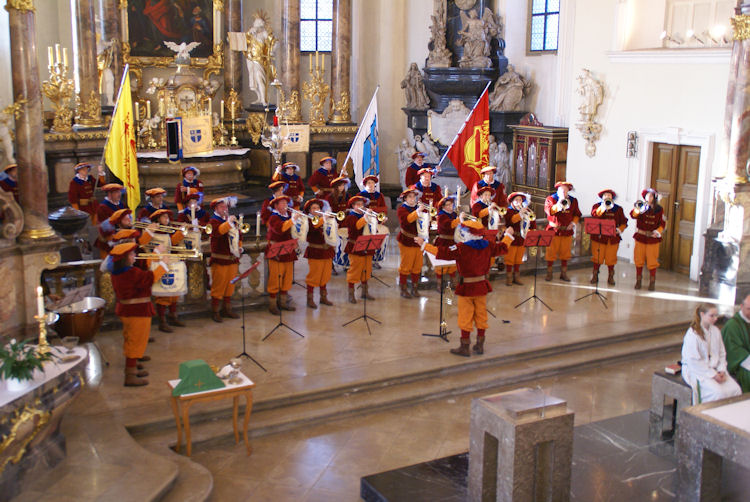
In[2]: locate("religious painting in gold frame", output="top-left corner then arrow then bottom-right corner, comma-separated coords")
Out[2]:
120,0 -> 224,70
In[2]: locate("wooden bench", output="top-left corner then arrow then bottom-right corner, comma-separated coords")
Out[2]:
650,370 -> 692,434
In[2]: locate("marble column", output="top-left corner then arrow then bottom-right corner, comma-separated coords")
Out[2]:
7,0 -> 55,240
329,0 -> 351,123
224,0 -> 243,104
726,1 -> 750,183
73,0 -> 103,127
98,0 -> 123,96
279,0 -> 302,122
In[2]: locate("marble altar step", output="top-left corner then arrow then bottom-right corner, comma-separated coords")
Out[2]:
141,443 -> 213,502
130,323 -> 684,454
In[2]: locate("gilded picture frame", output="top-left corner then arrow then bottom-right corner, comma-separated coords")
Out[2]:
120,0 -> 224,71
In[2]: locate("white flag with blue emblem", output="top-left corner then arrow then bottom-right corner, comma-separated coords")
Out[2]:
345,87 -> 379,190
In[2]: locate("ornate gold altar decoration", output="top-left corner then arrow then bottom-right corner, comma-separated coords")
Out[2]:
303,53 -> 330,127
245,112 -> 265,144
226,88 -> 241,146
41,45 -> 74,133
329,90 -> 351,124
732,14 -> 750,40
245,10 -> 277,106
276,88 -> 302,123
0,404 -> 50,474
4,0 -> 35,13
75,90 -> 103,127
0,188 -> 23,241
574,68 -> 604,158
97,39 -> 116,94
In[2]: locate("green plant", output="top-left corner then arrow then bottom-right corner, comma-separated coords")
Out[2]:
0,339 -> 53,382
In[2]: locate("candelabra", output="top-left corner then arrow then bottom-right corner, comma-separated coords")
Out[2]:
41,44 -> 74,133
261,112 -> 289,168
34,286 -> 50,355
302,51 -> 330,126
226,88 -> 241,147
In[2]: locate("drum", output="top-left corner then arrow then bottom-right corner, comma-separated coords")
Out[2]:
152,261 -> 188,296
334,227 -> 349,267
323,217 -> 339,247
54,297 -> 106,343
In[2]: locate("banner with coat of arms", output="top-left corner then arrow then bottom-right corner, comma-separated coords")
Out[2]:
441,85 -> 490,189
181,115 -> 213,155
281,124 -> 310,152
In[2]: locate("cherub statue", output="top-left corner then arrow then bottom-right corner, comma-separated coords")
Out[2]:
400,63 -> 430,110
163,41 -> 201,66
489,65 -> 532,112
245,10 -> 277,106
576,68 -> 603,120
457,8 -> 502,68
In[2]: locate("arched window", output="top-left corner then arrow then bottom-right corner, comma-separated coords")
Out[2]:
300,0 -> 333,52
528,0 -> 559,53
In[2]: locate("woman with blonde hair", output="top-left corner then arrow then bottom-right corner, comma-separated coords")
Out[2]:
681,303 -> 741,403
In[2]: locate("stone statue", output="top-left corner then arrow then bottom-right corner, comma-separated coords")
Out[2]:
489,65 -> 531,112
0,113 -> 14,164
97,40 -> 116,107
421,134 -> 441,164
457,8 -> 502,69
245,10 -> 277,106
163,41 -> 201,66
427,99 -> 471,145
426,0 -> 452,68
400,63 -> 430,110
575,68 -> 604,157
497,141 -> 512,190
396,138 -> 417,190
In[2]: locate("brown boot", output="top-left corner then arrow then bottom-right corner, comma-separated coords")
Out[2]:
559,265 -> 571,282
361,283 -> 375,300
411,282 -> 421,298
319,288 -> 333,306
211,298 -> 223,322
158,315 -> 173,333
124,367 -> 149,387
648,275 -> 656,291
634,275 -> 642,290
400,282 -> 412,299
607,268 -> 616,286
472,336 -> 485,355
269,296 -> 280,315
221,297 -> 240,319
545,264 -> 553,281
280,293 -> 296,311
167,304 -> 185,327
506,272 -> 513,287
512,272 -> 523,285
348,287 -> 357,304
307,291 -> 317,309
450,338 -> 471,357
590,268 -> 599,284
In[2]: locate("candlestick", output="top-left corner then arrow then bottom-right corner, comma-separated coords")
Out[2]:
48,46 -> 53,67
63,48 -> 68,68
36,286 -> 44,319
146,100 -> 151,118
55,43 -> 61,63
444,185 -> 448,197
256,212 -> 261,237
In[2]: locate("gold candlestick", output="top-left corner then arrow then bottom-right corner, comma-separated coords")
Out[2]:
302,56 -> 330,126
227,88 -> 240,147
41,45 -> 75,133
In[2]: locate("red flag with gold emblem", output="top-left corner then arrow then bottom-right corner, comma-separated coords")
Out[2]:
442,85 -> 490,189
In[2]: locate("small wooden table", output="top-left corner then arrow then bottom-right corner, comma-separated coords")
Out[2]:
167,371 -> 255,457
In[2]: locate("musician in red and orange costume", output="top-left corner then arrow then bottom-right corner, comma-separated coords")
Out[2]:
470,165 -> 508,208
209,197 -> 241,322
68,162 -> 106,222
149,209 -> 187,333
544,181 -> 582,282
343,195 -> 377,303
630,188 -> 666,291
504,192 -> 536,287
358,175 -> 389,269
413,168 -> 442,206
433,195 -> 459,290
109,241 -> 170,387
137,187 -> 168,222
471,186 -> 495,228
308,156 -> 337,198
590,189 -> 628,286
96,183 -> 127,224
397,188 -> 423,299
260,181 -> 287,227
175,166 -> 204,212
273,162 -> 305,209
176,193 -> 210,227
266,195 -> 298,314
0,164 -> 19,201
96,208 -> 137,258
326,175 -> 351,214
303,198 -> 334,309
405,152 -> 430,188
417,217 -> 514,357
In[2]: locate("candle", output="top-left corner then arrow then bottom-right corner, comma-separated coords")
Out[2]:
316,51 -> 319,70
321,54 -> 324,72
273,114 -> 278,126
231,104 -> 235,120
456,185 -> 461,201
146,100 -> 151,118
55,44 -> 61,63
63,47 -> 68,67
36,286 -> 44,319
309,52 -> 312,73
47,46 -> 53,67
220,100 -> 224,119
256,212 -> 261,237
135,102 -> 139,120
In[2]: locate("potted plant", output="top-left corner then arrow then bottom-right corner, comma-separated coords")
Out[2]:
0,339 -> 53,392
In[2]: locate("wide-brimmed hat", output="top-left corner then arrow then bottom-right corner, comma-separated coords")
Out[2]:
74,162 -> 92,172
145,187 -> 166,197
270,195 -> 291,208
319,156 -> 336,166
554,181 -> 574,190
347,195 -> 369,208
149,209 -> 171,221
508,192 -> 528,203
331,175 -> 350,188
480,165 -> 497,174
108,208 -> 132,225
110,242 -> 137,259
102,183 -> 123,192
460,218 -> 485,236
436,195 -> 456,209
476,186 -> 495,198
598,189 -> 617,199
182,166 -> 200,177
400,187 -> 421,199
411,152 -> 426,160
641,188 -> 658,199
303,198 -> 324,213
362,175 -> 379,185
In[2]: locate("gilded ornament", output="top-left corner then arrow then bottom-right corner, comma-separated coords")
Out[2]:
43,253 -> 60,266
732,14 -> 750,41
277,89 -> 302,123
187,261 -> 206,300
0,405 -> 50,474
303,66 -> 330,127
0,188 -> 23,241
310,124 -> 358,134
44,129 -> 108,142
245,112 -> 265,144
4,0 -> 35,13
244,11 -> 277,106
329,90 -> 351,124
75,90 -> 103,127
42,56 -> 75,133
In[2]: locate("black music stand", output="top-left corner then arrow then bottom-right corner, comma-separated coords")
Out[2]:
575,218 -> 616,308
262,239 -> 305,341
422,254 -> 453,342
342,234 -> 386,336
515,230 -> 555,312
230,261 -> 266,372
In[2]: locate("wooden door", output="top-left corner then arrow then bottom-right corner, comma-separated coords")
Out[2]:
649,143 -> 700,274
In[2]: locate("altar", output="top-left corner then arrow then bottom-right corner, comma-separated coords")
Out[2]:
136,147 -> 251,189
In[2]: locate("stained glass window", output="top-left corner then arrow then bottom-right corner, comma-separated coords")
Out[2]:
300,0 -> 333,52
529,0 -> 559,52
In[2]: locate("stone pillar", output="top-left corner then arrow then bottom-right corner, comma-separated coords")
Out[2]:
726,2 -> 750,183
7,0 -> 55,240
73,0 -> 103,127
279,0 -> 302,122
329,0 -> 351,124
224,0 -> 242,106
98,0 -> 123,96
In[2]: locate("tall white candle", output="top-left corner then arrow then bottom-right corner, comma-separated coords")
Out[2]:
55,44 -> 61,63
220,100 -> 224,119
36,286 -> 44,318
256,212 -> 261,237
146,100 -> 151,118
63,47 -> 68,68
47,46 -> 53,67
135,102 -> 140,120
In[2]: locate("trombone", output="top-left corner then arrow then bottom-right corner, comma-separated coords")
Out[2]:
460,212 -> 480,222
135,250 -> 202,260
133,221 -> 186,235
360,207 -> 387,222
182,222 -> 212,235
316,210 -> 346,221
417,202 -> 438,218
289,208 -> 321,226
489,203 -> 508,216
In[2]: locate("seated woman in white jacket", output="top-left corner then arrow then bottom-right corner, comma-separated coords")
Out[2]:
681,303 -> 742,403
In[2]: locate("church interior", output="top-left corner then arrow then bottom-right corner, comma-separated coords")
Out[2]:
2,0 -> 750,501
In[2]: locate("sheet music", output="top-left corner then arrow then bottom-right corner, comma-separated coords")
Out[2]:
426,252 -> 455,268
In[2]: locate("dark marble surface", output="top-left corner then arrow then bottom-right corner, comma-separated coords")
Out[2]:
361,410 -> 750,502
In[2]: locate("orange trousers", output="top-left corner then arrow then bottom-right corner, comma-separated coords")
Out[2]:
457,295 -> 488,332
634,241 -> 660,270
211,262 -> 239,299
347,254 -> 373,284
268,260 -> 294,294
306,258 -> 332,288
505,245 -> 526,266
121,317 -> 151,359
154,295 -> 178,306
591,241 -> 619,266
546,235 -> 572,262
399,243 -> 423,275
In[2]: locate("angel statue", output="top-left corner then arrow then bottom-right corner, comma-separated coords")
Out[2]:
457,8 -> 502,68
163,41 -> 201,67
396,138 -> 417,191
97,39 -> 116,107
245,10 -> 277,106
576,68 -> 603,121
420,135 -> 441,164
400,63 -> 430,110
489,65 -> 532,112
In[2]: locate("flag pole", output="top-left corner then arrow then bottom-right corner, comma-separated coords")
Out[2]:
436,81 -> 491,172
95,64 -> 132,192
341,85 -> 379,175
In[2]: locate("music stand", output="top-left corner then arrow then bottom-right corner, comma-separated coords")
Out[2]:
422,253 -> 454,342
262,239 -> 305,341
575,218 -> 616,308
230,261 -> 266,372
515,230 -> 555,311
342,234 -> 386,336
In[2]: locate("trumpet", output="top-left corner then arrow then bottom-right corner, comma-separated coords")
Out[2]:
235,215 -> 250,234
603,199 -> 614,209
289,208 -> 321,226
489,203 -> 508,216
316,210 -> 346,221
183,222 -> 213,235
417,202 -> 438,218
460,212 -> 480,222
360,207 -> 387,222
133,221 -> 187,235
135,250 -> 202,260
559,198 -> 571,209
520,207 -> 537,221
634,199 -> 647,211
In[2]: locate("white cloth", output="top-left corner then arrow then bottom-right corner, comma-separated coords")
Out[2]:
681,326 -> 742,403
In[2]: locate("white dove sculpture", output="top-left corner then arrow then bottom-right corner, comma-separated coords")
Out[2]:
163,41 -> 201,66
